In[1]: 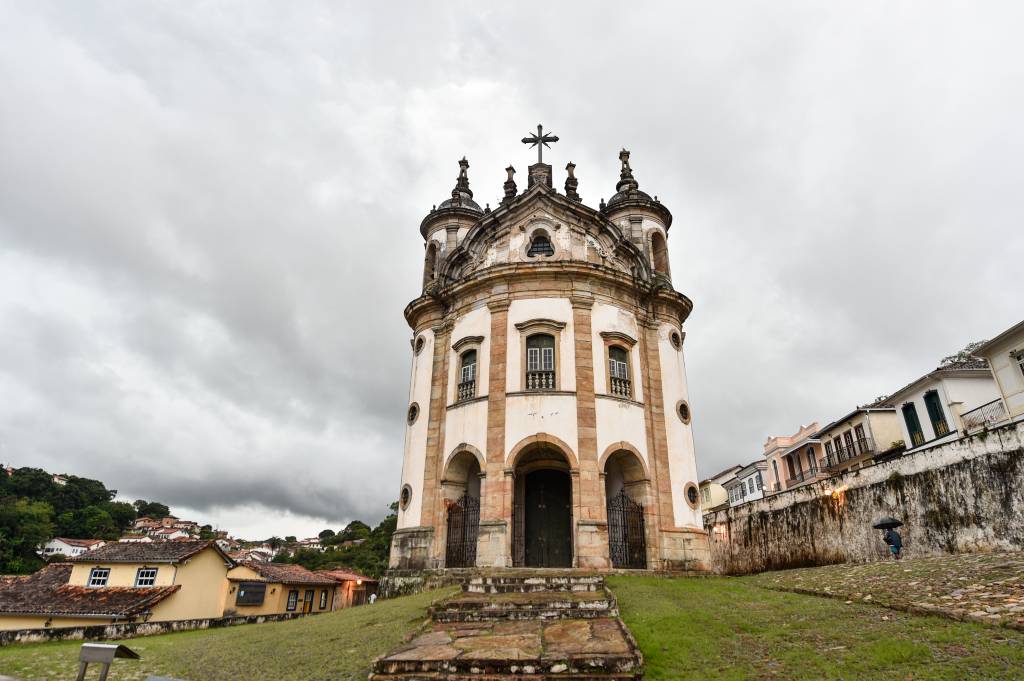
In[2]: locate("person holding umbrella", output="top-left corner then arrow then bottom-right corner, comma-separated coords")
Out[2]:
874,517 -> 904,560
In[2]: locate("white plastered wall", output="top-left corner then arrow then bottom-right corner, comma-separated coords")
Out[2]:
983,330 -> 1024,418
506,298 -> 576,392
447,305 -> 491,402
658,322 -> 701,528
397,328 -> 434,529
591,302 -> 649,470
504,394 -> 579,465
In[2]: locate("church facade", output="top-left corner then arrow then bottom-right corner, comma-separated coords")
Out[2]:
390,139 -> 709,572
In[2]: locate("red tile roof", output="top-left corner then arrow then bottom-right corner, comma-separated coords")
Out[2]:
52,538 -> 105,548
0,564 -> 180,619
69,540 -> 232,565
316,568 -> 377,583
235,561 -> 338,586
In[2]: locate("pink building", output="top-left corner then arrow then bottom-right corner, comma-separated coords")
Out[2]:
762,423 -> 828,493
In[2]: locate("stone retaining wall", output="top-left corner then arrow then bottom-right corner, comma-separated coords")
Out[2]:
704,421 -> 1024,575
0,611 -> 316,646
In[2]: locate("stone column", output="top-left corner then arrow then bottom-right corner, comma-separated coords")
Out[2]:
637,318 -> 671,569
478,297 -> 511,567
420,320 -> 451,568
571,293 -> 609,569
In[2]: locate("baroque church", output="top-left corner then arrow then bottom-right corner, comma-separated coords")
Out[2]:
390,129 -> 709,572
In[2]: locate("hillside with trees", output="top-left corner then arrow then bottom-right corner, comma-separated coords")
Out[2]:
272,504 -> 397,578
0,466 -> 170,573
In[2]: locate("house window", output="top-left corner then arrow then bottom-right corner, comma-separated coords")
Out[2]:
755,472 -> 764,490
902,403 -> 925,446
608,346 -> 631,397
525,334 -> 555,390
746,478 -> 755,494
286,590 -> 299,611
701,488 -> 710,504
854,424 -> 866,446
134,567 -> 158,587
88,568 -> 110,587
236,581 -> 267,606
923,390 -> 949,436
843,431 -> 855,453
806,447 -> 816,472
458,350 -> 477,401
1016,352 -> 1024,378
527,233 -> 555,257
319,590 -> 328,609
771,460 -> 780,489
832,437 -> 843,457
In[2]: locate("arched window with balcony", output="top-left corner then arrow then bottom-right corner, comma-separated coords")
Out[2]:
608,346 -> 631,398
458,350 -> 477,401
525,334 -> 555,390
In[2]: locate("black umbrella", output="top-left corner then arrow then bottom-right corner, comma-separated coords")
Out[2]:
873,517 -> 903,530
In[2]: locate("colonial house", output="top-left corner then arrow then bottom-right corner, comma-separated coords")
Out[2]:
150,528 -> 189,541
0,541 -> 234,631
225,562 -> 337,616
724,461 -> 768,507
815,403 -> 904,474
762,424 -> 827,493
886,355 -> 1000,454
317,569 -> 377,608
698,465 -> 742,512
972,320 -> 1024,430
296,538 -> 325,552
39,538 -> 105,558
118,535 -> 154,544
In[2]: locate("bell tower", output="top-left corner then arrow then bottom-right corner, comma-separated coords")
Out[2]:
390,128 -> 710,573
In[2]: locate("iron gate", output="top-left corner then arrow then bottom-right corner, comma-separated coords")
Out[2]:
607,490 -> 646,569
445,493 -> 480,568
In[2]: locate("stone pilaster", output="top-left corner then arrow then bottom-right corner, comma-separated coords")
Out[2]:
479,298 -> 511,567
420,320 -> 451,568
637,319 -> 671,569
571,293 -> 609,569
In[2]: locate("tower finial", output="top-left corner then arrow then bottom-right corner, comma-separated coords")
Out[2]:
521,124 -> 559,164
616,148 -> 638,193
564,162 -> 580,202
502,165 -> 517,204
454,157 -> 473,198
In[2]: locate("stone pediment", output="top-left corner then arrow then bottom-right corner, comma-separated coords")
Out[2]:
437,186 -> 652,284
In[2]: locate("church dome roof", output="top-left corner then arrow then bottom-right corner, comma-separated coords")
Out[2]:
436,157 -> 483,214
601,149 -> 672,228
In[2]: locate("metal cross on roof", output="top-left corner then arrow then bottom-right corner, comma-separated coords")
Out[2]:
521,124 -> 559,164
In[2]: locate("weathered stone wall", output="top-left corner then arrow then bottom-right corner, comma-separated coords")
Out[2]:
704,421 -> 1024,575
0,611 -> 316,646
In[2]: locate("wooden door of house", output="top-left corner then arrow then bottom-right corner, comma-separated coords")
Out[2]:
302,590 -> 314,614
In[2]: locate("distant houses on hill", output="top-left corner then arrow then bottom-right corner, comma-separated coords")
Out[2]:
702,318 -> 1024,515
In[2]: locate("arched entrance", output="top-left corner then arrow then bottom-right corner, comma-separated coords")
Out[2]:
443,449 -> 482,568
511,440 -> 574,568
603,447 -> 649,569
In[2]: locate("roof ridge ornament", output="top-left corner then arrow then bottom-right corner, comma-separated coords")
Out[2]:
454,157 -> 473,198
502,165 -> 517,204
564,162 -> 580,202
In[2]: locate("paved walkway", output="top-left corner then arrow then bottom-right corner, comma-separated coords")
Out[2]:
751,551 -> 1024,630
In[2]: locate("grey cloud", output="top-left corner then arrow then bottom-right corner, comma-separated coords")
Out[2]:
1,2 -> 1022,537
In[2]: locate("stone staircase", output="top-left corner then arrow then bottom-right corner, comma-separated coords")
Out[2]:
370,572 -> 643,680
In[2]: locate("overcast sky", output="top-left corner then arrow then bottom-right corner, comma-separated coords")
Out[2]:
1,2 -> 1021,539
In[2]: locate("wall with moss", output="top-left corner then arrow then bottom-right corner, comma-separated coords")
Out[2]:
703,421 -> 1024,575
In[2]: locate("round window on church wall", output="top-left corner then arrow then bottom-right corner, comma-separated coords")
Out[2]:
407,403 -> 419,425
685,483 -> 700,509
670,331 -> 682,350
414,335 -> 425,355
400,484 -> 412,510
676,400 -> 691,424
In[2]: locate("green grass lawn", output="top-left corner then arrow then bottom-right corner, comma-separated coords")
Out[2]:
0,587 -> 457,681
609,575 -> 1024,680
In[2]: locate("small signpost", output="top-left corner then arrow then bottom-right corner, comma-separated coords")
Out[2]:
76,643 -> 139,681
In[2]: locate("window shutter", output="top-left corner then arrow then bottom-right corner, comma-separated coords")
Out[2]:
528,347 -> 539,371
542,347 -> 554,371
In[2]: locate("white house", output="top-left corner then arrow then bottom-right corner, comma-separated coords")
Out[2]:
724,461 -> 768,507
40,537 -> 105,557
974,320 -> 1024,429
150,528 -> 189,541
118,535 -> 154,543
886,354 -> 1000,454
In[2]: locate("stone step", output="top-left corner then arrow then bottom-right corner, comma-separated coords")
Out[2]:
371,619 -> 642,679
369,672 -> 641,680
463,574 -> 605,594
430,591 -> 619,623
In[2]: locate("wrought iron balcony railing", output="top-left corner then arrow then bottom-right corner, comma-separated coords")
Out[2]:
610,376 -> 632,398
526,370 -> 555,391
961,399 -> 1007,432
828,437 -> 877,468
457,380 -> 476,402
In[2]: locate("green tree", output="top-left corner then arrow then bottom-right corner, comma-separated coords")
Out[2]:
318,529 -> 336,541
0,498 -> 55,573
101,501 -> 138,532
284,535 -> 297,544
133,500 -> 171,518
